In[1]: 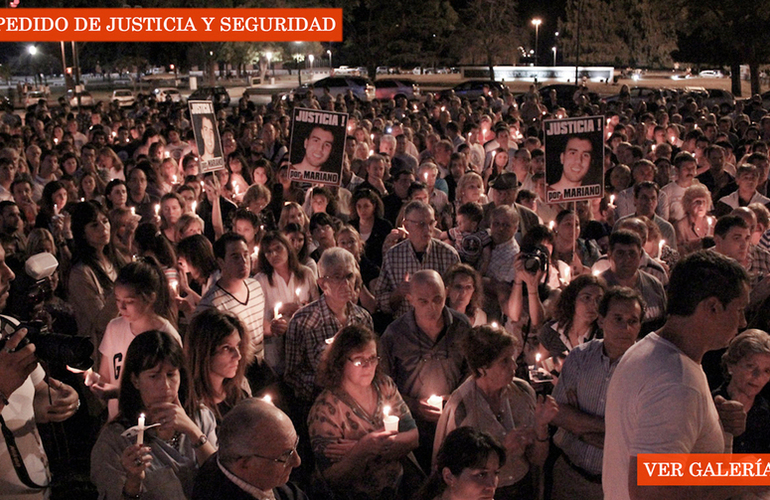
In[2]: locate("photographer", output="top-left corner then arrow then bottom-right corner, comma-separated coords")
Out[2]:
0,243 -> 80,499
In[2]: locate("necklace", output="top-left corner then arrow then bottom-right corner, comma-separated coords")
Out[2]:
164,431 -> 181,449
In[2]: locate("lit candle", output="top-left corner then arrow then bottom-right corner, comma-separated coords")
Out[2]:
610,194 -> 616,206
368,149 -> 374,157
423,172 -> 428,182
262,394 -> 273,404
80,197 -> 84,202
154,204 -> 160,216
707,216 -> 714,231
370,133 -> 374,141
295,287 -> 301,301
130,207 -> 136,216
491,321 -> 499,328
251,246 -> 259,262
172,174 -> 177,184
112,131 -> 117,138
413,104 -> 418,111
200,180 -> 204,189
54,203 -> 58,214
548,220 -> 555,230
658,239 -> 665,257
404,272 -> 410,282
651,144 -> 657,153
441,106 -> 445,112
191,201 -> 197,213
164,151 -> 170,158
427,395 -> 443,412
535,353 -> 542,367
274,302 -> 283,319
383,405 -> 399,432
137,413 -> 146,445
170,281 -> 178,296
54,138 -> 59,144
592,269 -> 601,276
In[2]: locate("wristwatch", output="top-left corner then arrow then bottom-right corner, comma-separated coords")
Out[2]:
191,434 -> 208,449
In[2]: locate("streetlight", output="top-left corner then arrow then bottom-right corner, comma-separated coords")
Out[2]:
552,46 -> 557,66
531,18 -> 542,66
27,45 -> 37,56
308,54 -> 314,71
327,49 -> 332,73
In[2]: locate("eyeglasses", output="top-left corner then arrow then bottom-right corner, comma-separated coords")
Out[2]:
242,436 -> 299,468
322,273 -> 357,284
405,219 -> 436,230
348,356 -> 380,368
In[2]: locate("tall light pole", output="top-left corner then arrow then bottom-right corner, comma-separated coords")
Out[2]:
552,46 -> 557,66
308,54 -> 314,71
327,49 -> 332,74
531,18 -> 542,66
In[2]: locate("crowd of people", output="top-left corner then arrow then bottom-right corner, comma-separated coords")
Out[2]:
2,79 -> 770,500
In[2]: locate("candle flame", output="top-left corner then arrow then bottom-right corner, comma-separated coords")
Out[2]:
274,302 -> 282,319
383,405 -> 391,417
262,394 -> 272,404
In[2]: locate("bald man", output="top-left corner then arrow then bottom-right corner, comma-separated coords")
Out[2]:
192,399 -> 307,500
380,270 -> 471,470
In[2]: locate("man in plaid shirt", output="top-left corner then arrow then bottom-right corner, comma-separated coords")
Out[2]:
375,201 -> 460,319
284,248 -> 373,405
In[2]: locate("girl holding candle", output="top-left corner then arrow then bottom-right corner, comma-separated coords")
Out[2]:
92,258 -> 179,420
91,330 -> 217,500
255,231 -> 318,374
434,325 -> 558,500
308,324 -> 418,500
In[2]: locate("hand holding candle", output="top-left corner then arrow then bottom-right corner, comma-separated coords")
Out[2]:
274,302 -> 283,320
383,405 -> 399,432
427,394 -> 443,413
121,413 -> 160,445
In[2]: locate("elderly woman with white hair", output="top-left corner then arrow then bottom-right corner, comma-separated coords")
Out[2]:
284,247 -> 374,407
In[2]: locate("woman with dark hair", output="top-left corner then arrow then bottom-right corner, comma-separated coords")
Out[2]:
159,192 -> 185,243
282,221 -> 318,278
105,179 -> 129,210
91,330 -> 217,500
134,222 -> 180,291
251,158 -> 273,187
35,180 -> 68,232
538,274 -> 606,360
68,201 -> 122,344
176,234 -> 220,312
308,186 -> 344,220
255,231 -> 318,372
226,152 -> 252,200
444,263 -> 487,327
185,309 -> 251,423
79,171 -> 103,204
713,329 -> 770,453
434,325 -> 558,500
93,257 -> 179,419
350,187 -> 392,267
308,324 -> 419,500
416,427 -> 505,500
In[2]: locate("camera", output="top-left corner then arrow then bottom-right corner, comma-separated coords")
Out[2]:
520,245 -> 550,274
0,316 -> 94,371
1,253 -> 94,370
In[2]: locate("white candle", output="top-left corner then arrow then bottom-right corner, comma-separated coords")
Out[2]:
262,394 -> 273,404
130,207 -> 136,216
383,406 -> 399,432
137,413 -> 146,445
170,281 -> 178,296
154,204 -> 160,216
610,194 -> 616,206
548,220 -> 555,230
172,174 -> 177,184
423,172 -> 428,182
274,302 -> 282,319
427,395 -> 443,412
658,239 -> 665,257
191,201 -> 197,213
295,287 -> 301,301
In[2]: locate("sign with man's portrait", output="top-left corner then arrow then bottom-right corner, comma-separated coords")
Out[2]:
288,108 -> 347,186
544,116 -> 605,203
189,100 -> 224,173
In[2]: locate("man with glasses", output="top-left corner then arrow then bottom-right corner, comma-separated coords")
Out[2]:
375,201 -> 459,319
284,248 -> 373,407
193,398 -> 307,500
380,270 -> 470,470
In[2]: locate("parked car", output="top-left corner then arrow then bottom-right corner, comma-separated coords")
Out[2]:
153,87 -> 183,103
111,89 -> 135,107
535,84 -> 600,110
67,90 -> 94,107
374,79 -> 420,101
24,90 -> 46,108
188,86 -> 230,108
699,69 -> 725,78
436,80 -> 508,102
604,86 -> 677,107
291,76 -> 376,102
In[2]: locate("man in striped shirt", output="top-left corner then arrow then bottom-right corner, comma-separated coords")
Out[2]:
197,232 -> 265,365
551,287 -> 644,500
